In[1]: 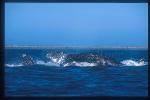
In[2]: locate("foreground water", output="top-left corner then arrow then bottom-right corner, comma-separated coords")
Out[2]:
5,48 -> 148,96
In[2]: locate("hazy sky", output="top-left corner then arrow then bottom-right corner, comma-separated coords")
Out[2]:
5,3 -> 148,47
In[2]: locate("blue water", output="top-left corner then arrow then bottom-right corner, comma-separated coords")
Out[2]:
5,48 -> 148,96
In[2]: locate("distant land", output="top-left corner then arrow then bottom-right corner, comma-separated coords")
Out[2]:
5,45 -> 148,50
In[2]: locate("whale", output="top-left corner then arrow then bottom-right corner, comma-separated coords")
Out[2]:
64,53 -> 121,66
46,52 -> 121,66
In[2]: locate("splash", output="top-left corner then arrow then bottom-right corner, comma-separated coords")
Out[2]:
46,52 -> 66,65
5,52 -> 148,67
35,60 -> 60,67
121,59 -> 147,66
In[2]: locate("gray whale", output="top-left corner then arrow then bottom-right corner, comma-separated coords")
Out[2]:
64,53 -> 121,66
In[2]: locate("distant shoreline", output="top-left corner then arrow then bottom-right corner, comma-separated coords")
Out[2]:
5,45 -> 148,50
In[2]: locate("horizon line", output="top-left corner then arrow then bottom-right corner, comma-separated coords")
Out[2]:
5,45 -> 148,49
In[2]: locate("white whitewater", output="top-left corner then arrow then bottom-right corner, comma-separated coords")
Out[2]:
121,59 -> 147,66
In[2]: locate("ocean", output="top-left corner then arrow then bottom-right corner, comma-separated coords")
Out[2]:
5,48 -> 148,96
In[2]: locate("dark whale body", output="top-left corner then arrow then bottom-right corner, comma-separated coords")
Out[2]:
65,53 -> 121,66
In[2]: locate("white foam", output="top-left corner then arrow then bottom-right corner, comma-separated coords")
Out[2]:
64,61 -> 97,67
5,64 -> 23,67
121,59 -> 147,66
36,60 -> 60,67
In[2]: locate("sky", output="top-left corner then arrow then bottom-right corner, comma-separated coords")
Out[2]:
5,3 -> 148,47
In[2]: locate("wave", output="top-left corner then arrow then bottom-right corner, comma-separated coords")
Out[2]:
5,60 -> 60,68
5,64 -> 24,67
